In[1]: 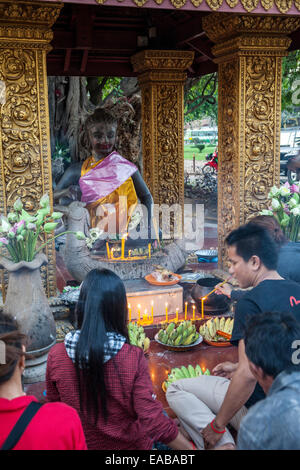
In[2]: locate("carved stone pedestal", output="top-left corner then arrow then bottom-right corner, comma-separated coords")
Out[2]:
131,50 -> 194,237
203,14 -> 300,267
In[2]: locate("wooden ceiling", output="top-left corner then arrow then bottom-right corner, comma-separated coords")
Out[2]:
47,4 -> 217,77
46,3 -> 300,77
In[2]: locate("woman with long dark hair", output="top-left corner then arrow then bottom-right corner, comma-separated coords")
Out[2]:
46,268 -> 193,450
0,313 -> 86,450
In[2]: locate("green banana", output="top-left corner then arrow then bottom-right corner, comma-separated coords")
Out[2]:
180,366 -> 190,378
195,364 -> 202,376
182,333 -> 195,345
166,322 -> 176,335
188,365 -> 196,377
174,334 -> 183,346
204,368 -> 211,375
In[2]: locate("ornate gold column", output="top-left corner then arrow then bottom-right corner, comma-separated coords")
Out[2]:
202,13 -> 300,267
131,50 -> 194,231
0,1 -> 62,296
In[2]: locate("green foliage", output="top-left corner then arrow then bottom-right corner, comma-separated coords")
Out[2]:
98,77 -> 124,101
191,139 -> 205,153
281,50 -> 300,121
52,140 -> 70,162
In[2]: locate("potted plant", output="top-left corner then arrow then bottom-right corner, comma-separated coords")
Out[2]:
0,194 -> 85,383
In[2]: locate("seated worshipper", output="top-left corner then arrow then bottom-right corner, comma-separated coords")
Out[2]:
235,311 -> 300,450
46,268 -> 194,451
215,215 -> 300,302
166,223 -> 300,450
0,313 -> 87,450
54,106 -> 154,239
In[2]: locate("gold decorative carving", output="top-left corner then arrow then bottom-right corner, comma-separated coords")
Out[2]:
241,0 -> 259,11
0,1 -> 62,297
132,50 -> 194,235
203,13 -> 300,44
204,14 -> 290,268
261,0 -> 274,10
225,0 -> 239,6
93,0 -> 300,9
217,59 -> 239,266
275,0 -> 293,12
206,0 -> 223,10
170,0 -> 187,7
133,0 -> 148,5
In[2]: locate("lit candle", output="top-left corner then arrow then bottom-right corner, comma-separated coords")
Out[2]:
106,242 -> 110,259
176,308 -> 179,323
165,302 -> 168,322
137,304 -> 141,324
151,300 -> 154,322
128,303 -> 131,322
184,302 -> 188,320
192,304 -> 196,321
148,243 -> 151,259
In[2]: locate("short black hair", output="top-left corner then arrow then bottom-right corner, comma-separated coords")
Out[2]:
225,223 -> 278,270
244,311 -> 300,378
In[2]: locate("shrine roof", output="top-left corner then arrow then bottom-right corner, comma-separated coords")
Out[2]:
45,1 -> 300,77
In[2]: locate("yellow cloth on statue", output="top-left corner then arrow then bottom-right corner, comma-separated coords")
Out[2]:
81,155 -> 138,234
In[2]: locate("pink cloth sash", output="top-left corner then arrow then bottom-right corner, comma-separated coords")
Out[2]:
79,152 -> 137,205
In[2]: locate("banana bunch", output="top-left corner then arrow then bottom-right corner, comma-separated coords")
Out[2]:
128,322 -> 150,352
162,364 -> 211,391
199,316 -> 234,342
157,321 -> 199,346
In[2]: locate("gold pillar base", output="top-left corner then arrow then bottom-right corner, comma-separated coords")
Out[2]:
0,1 -> 62,297
131,50 -> 194,238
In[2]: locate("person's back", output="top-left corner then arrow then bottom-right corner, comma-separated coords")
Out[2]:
46,269 -> 191,451
237,370 -> 300,449
46,340 -> 177,450
0,395 -> 87,450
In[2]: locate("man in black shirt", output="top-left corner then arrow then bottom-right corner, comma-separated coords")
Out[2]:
167,223 -> 300,449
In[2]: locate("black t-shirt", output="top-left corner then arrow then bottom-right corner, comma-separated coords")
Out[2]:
231,279 -> 300,408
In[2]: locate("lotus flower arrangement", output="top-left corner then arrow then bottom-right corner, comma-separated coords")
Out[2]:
260,181 -> 300,242
0,194 -> 85,263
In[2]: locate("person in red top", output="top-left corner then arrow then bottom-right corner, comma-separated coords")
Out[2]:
46,268 -> 193,450
0,313 -> 87,450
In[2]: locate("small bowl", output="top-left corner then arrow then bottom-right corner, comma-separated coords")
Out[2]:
195,249 -> 218,263
154,333 -> 203,351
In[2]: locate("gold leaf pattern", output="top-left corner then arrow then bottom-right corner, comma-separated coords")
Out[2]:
170,0 -> 187,7
225,0 -> 239,6
260,0 -> 274,9
295,0 -> 300,10
206,0 -> 223,9
190,0 -> 204,6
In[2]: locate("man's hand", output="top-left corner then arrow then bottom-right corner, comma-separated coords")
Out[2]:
212,362 -> 238,380
201,421 -> 224,449
215,283 -> 232,298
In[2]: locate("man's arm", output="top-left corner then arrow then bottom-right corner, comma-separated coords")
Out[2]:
201,339 -> 257,448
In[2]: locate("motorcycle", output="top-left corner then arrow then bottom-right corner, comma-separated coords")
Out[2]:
202,150 -> 218,175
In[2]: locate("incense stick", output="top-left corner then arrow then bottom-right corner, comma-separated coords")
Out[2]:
204,277 -> 232,298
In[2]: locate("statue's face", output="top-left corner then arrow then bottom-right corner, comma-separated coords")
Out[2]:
88,121 -> 117,159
